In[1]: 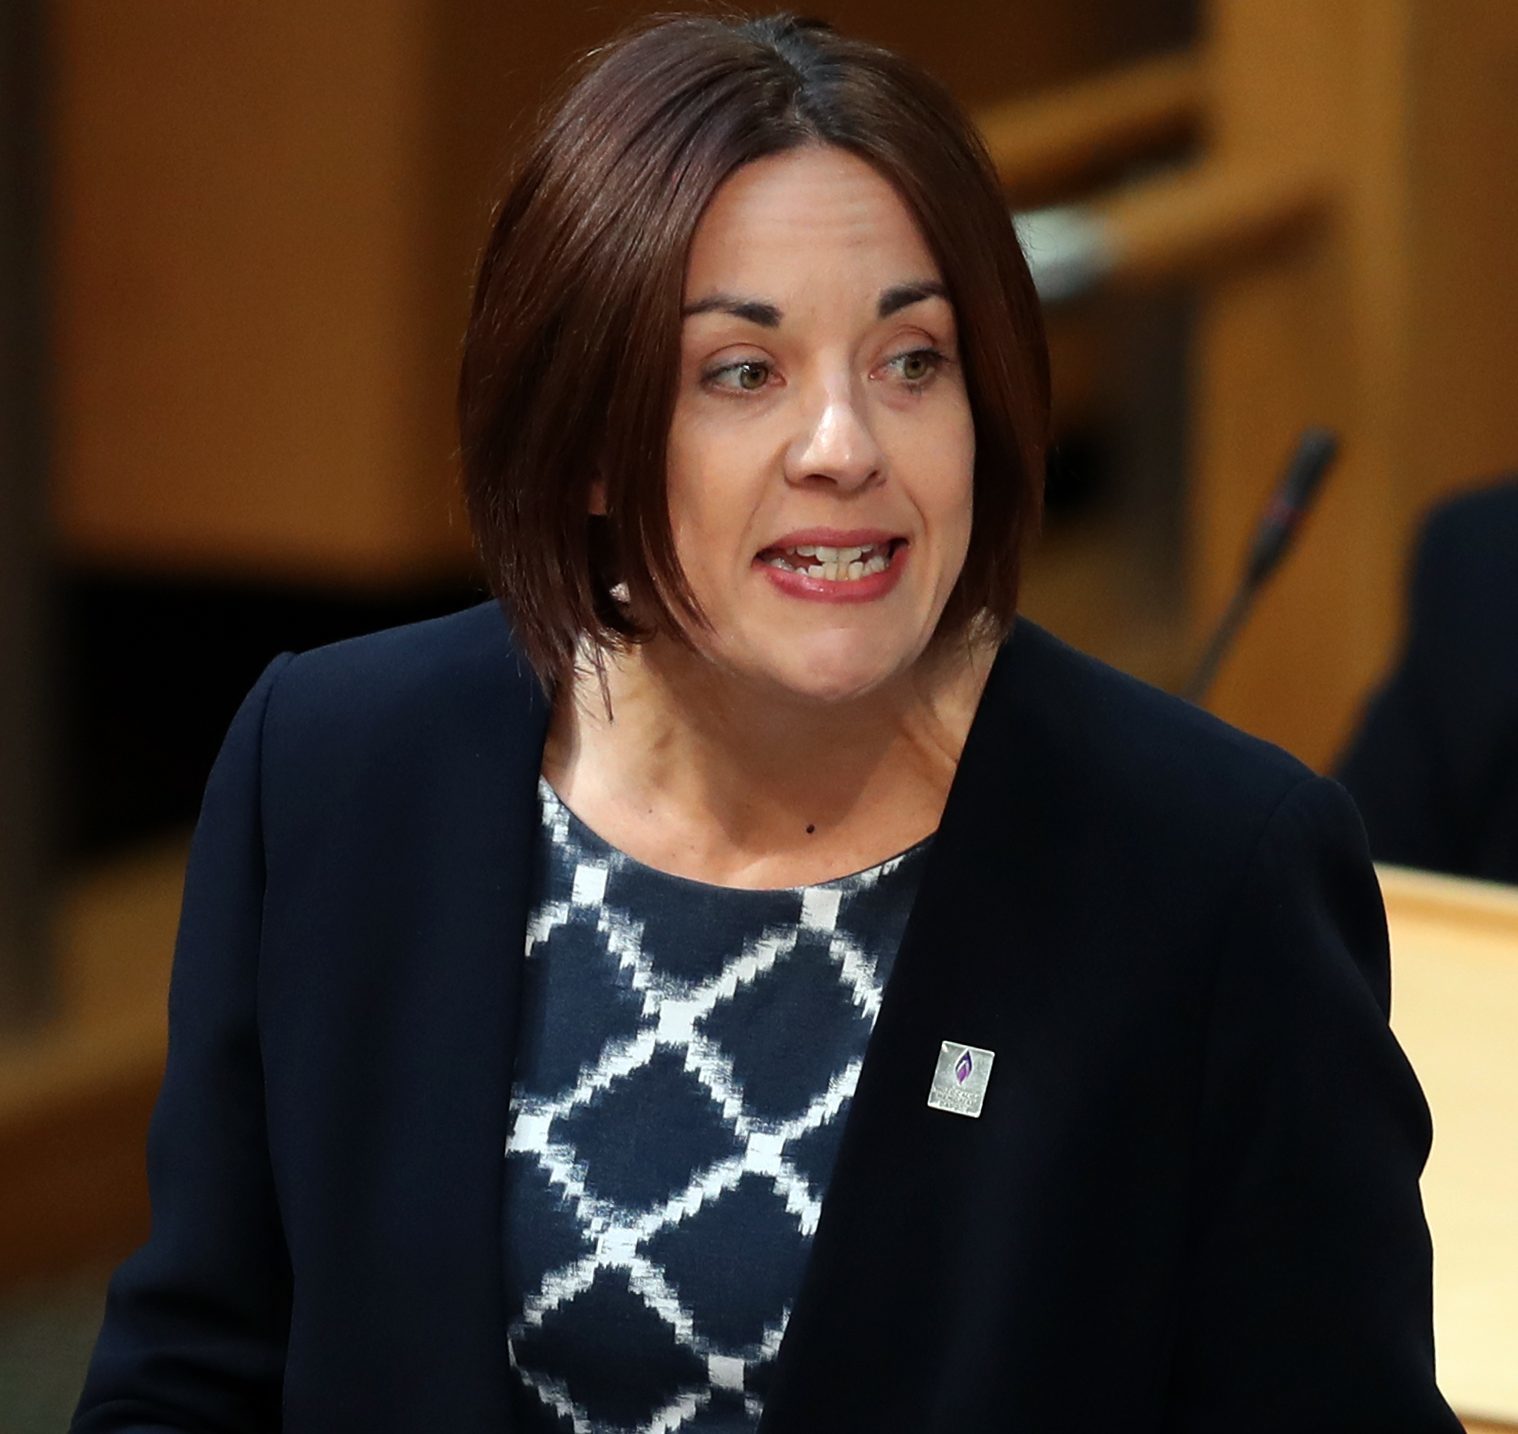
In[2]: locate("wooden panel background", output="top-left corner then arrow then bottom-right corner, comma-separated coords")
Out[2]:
49,0 -> 1192,585
1193,0 -> 1518,768
1402,0 -> 1518,512
50,4 -> 455,581
1190,0 -> 1412,769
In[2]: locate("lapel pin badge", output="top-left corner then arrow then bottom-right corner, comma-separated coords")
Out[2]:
926,1040 -> 995,1118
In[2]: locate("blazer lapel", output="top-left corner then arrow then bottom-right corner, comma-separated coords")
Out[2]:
758,618 -> 1057,1430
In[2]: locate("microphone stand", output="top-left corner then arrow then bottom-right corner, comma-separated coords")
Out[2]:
1181,428 -> 1340,706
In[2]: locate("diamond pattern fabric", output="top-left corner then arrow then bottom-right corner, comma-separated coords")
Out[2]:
503,778 -> 932,1432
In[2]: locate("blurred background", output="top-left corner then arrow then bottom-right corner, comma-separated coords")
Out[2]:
3,1 -> 1517,1429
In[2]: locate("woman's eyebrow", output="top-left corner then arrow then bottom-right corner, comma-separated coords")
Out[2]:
681,293 -> 783,327
680,279 -> 948,326
878,280 -> 948,318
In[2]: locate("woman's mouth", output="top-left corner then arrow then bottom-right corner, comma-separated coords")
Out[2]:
755,538 -> 906,583
752,537 -> 909,603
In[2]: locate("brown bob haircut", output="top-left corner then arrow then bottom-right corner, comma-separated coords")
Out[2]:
459,10 -> 1050,696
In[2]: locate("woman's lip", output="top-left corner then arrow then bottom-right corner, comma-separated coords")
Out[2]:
752,541 -> 909,603
757,529 -> 905,555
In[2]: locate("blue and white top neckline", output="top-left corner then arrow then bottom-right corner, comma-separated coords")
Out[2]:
501,775 -> 933,1432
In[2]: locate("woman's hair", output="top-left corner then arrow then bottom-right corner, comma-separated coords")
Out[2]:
458,10 -> 1050,696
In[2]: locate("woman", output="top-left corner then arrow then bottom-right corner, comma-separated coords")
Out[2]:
75,13 -> 1458,1432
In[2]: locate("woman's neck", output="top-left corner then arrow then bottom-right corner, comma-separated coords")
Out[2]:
541,631 -> 997,888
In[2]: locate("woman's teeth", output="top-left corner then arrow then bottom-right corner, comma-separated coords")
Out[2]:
761,542 -> 893,581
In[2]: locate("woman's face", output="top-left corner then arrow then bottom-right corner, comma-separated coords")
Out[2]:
663,144 -> 976,706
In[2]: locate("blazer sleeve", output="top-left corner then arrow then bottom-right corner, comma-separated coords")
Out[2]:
73,655 -> 295,1433
1165,776 -> 1461,1432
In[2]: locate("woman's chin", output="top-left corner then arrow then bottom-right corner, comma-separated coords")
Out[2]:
744,641 -> 919,708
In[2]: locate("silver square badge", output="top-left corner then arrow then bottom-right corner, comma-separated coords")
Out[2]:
926,1040 -> 995,1118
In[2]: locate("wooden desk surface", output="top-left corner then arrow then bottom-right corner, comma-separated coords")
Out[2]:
1380,865 -> 1518,1429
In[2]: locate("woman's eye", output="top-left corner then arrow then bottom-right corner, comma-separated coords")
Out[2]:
886,347 -> 947,387
702,347 -> 948,395
704,359 -> 772,393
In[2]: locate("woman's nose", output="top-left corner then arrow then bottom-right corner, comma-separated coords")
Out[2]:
785,383 -> 885,490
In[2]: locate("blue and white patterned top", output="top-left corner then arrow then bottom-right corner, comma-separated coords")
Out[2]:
502,776 -> 933,1433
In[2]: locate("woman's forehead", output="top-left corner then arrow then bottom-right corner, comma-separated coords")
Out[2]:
682,148 -> 946,310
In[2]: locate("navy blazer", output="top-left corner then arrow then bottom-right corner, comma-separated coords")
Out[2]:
75,602 -> 1458,1432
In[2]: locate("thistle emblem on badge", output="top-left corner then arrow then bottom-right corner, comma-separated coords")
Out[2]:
928,1040 -> 995,1117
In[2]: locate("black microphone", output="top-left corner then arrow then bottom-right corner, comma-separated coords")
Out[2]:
1181,427 -> 1340,706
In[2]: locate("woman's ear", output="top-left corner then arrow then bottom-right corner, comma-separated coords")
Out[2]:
588,477 -> 608,516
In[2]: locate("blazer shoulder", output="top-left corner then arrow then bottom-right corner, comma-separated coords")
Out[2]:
260,600 -> 547,788
1001,620 -> 1319,841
